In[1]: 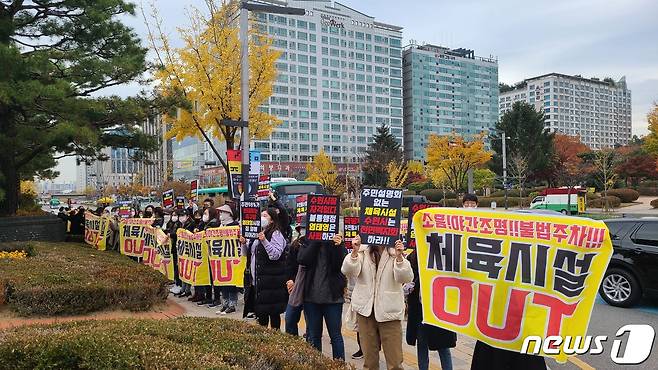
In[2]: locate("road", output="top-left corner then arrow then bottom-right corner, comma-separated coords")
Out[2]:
548,295 -> 658,370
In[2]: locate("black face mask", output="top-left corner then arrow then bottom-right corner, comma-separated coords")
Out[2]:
144,211 -> 153,218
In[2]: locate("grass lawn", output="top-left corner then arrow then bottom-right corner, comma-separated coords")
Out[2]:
0,242 -> 168,317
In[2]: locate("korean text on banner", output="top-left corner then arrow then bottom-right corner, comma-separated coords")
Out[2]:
257,175 -> 271,201
295,194 -> 308,225
413,208 -> 612,363
205,226 -> 246,287
119,218 -> 154,257
241,201 -> 261,239
227,149 -> 242,198
190,180 -> 198,202
141,228 -> 175,280
359,188 -> 403,247
406,202 -> 436,249
84,211 -> 110,251
175,196 -> 185,209
343,216 -> 359,250
176,229 -> 210,286
306,194 -> 340,241
162,189 -> 174,208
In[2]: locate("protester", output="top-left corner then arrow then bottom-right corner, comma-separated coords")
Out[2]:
186,199 -> 198,216
192,210 -> 203,230
406,250 -> 456,370
151,207 -> 165,228
69,206 -> 85,235
298,233 -> 348,360
284,224 -> 307,336
57,207 -> 67,222
239,207 -> 288,329
177,210 -> 196,299
202,198 -> 214,210
214,204 -> 240,314
464,193 -> 548,370
267,192 -> 292,240
194,206 -> 219,306
341,235 -> 413,370
144,205 -> 155,218
167,209 -> 183,295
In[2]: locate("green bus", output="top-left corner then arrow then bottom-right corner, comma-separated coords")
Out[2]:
196,181 -> 324,211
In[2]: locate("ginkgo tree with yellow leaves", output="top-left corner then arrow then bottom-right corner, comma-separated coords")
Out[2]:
306,150 -> 345,196
426,134 -> 492,193
144,0 -> 281,186
387,160 -> 424,188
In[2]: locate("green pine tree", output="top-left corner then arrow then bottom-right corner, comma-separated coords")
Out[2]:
490,102 -> 555,183
363,125 -> 403,187
0,1 -> 157,214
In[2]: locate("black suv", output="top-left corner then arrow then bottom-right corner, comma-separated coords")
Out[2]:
599,218 -> 658,307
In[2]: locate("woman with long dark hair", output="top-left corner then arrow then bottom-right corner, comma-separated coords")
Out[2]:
239,207 -> 288,329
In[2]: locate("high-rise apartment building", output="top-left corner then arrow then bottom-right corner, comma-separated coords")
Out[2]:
402,44 -> 499,160
499,73 -> 632,149
172,0 -> 403,178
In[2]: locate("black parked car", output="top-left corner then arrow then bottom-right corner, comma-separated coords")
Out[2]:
599,218 -> 658,307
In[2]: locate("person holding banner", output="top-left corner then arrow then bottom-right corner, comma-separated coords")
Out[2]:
214,204 -> 240,314
284,224 -> 307,336
341,235 -> 413,370
178,210 -> 196,299
298,234 -> 348,361
239,207 -> 288,330
167,209 -> 183,295
406,250 -> 456,370
195,206 -> 220,306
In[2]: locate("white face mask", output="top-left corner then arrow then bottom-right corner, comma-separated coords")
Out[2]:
261,217 -> 270,228
180,216 -> 188,223
171,215 -> 179,222
202,214 -> 210,222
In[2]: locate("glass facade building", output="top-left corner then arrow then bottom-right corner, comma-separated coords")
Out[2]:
402,44 -> 499,161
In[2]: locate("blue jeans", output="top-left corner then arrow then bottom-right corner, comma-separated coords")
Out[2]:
417,324 -> 453,370
304,302 -> 345,360
221,286 -> 238,307
285,304 -> 304,336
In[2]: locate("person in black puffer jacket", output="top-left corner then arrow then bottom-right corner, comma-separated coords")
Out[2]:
239,207 -> 288,329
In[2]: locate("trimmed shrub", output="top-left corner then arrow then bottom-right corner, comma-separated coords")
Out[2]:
0,242 -> 168,316
606,189 -> 640,203
408,181 -> 434,193
419,189 -> 457,202
0,242 -> 36,257
588,196 -> 621,209
651,199 -> 658,209
588,192 -> 601,200
0,318 -> 349,370
638,187 -> 658,196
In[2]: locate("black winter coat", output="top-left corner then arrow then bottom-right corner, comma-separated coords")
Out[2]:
297,239 -> 347,303
253,234 -> 289,316
286,236 -> 306,282
406,250 -> 457,350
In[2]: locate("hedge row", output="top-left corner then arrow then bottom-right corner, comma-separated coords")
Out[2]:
651,199 -> 658,209
0,242 -> 168,316
605,189 -> 640,203
638,187 -> 658,196
419,189 -> 457,202
588,196 -> 621,209
0,318 -> 349,370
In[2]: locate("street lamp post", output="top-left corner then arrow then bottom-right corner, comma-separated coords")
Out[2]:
502,134 -> 508,210
239,1 -> 305,198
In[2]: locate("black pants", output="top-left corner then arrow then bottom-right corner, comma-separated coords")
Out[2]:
258,313 -> 281,330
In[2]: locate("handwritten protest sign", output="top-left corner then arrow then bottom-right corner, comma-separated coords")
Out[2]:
359,188 -> 403,246
205,226 -> 246,287
162,189 -> 174,208
414,208 -> 612,363
119,218 -> 154,257
343,216 -> 359,250
241,201 -> 261,239
306,194 -> 340,241
176,229 -> 210,286
295,194 -> 308,225
257,175 -> 271,201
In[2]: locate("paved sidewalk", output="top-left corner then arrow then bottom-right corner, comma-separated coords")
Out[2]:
174,293 -> 475,370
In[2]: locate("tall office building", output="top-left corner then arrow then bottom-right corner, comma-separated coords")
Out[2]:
499,73 -> 632,149
141,113 -> 172,189
172,0 -> 403,178
402,44 -> 499,161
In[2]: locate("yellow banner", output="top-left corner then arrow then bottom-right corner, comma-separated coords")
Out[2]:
142,228 -> 175,281
119,218 -> 155,257
413,208 -> 612,363
84,212 -> 111,251
205,226 -> 246,287
176,229 -> 210,286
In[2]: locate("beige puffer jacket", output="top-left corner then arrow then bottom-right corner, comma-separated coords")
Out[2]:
341,245 -> 414,322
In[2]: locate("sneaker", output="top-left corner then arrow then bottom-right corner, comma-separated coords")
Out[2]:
222,306 -> 236,315
244,312 -> 257,320
351,350 -> 363,360
208,301 -> 221,308
169,286 -> 181,294
197,299 -> 212,306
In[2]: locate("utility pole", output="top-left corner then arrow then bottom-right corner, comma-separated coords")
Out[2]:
502,133 -> 508,210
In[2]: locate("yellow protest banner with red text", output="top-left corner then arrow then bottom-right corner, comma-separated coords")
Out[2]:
142,227 -> 175,281
119,218 -> 155,257
84,211 -> 110,251
176,229 -> 210,286
413,208 -> 612,363
205,226 -> 246,287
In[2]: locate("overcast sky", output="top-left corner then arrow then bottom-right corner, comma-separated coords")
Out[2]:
54,0 -> 658,183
